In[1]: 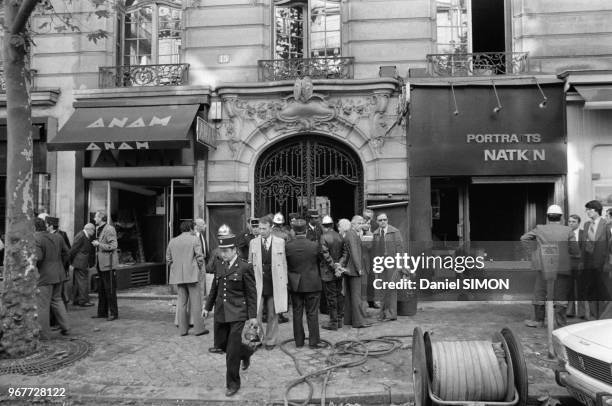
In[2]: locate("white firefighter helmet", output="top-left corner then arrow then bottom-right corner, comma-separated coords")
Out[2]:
273,213 -> 284,225
217,224 -> 231,236
321,215 -> 333,225
546,204 -> 563,215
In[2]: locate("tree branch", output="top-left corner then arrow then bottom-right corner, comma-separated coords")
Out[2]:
10,0 -> 40,34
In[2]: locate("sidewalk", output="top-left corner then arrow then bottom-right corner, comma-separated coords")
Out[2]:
0,297 -> 570,405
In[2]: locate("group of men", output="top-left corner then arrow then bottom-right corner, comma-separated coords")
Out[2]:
187,209 -> 407,397
33,211 -> 119,340
521,200 -> 612,329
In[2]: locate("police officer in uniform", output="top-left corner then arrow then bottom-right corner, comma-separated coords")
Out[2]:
237,218 -> 259,260
203,235 -> 257,397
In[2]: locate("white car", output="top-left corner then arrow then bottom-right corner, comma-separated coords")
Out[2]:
553,319 -> 612,406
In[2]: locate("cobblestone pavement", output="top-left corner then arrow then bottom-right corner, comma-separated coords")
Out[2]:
0,299 -> 569,405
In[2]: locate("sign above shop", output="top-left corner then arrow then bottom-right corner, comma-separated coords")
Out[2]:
196,117 -> 217,150
408,84 -> 566,176
48,104 -> 199,151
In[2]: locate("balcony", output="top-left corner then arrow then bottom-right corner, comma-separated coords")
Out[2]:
98,63 -> 189,88
258,57 -> 354,81
426,52 -> 529,77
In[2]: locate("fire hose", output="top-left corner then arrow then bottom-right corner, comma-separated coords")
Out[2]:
271,333 -> 413,406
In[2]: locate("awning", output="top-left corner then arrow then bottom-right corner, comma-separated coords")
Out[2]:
575,86 -> 612,109
48,104 -> 199,150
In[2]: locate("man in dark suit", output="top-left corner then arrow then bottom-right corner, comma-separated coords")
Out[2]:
582,200 -> 611,319
305,209 -> 323,243
237,218 -> 259,260
319,215 -> 347,330
69,223 -> 96,307
338,218 -> 371,328
203,235 -> 257,397
91,211 -> 119,321
566,214 -> 586,319
34,218 -> 70,339
286,219 -> 324,348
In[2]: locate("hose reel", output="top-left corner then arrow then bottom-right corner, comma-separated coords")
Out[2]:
413,327 -> 528,406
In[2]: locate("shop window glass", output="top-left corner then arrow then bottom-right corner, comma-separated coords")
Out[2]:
274,0 -> 341,59
592,145 -> 612,208
123,0 -> 182,65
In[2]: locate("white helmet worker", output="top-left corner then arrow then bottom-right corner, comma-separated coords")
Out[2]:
217,224 -> 231,237
273,213 -> 284,225
546,204 -> 563,215
321,215 -> 333,226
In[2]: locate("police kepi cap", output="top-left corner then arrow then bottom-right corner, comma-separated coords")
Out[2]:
292,219 -> 307,233
546,204 -> 563,215
307,209 -> 319,218
218,234 -> 236,248
249,218 -> 259,227
321,215 -> 333,225
46,216 -> 59,227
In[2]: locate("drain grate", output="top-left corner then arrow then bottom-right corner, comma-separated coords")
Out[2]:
0,338 -> 93,375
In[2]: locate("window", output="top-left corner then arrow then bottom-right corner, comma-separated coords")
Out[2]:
122,0 -> 182,65
274,0 -> 341,59
435,0 -> 505,54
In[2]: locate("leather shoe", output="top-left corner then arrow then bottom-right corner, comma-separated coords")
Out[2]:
195,329 -> 209,336
241,358 -> 250,370
368,301 -> 380,309
208,347 -> 224,354
264,344 -> 275,351
106,316 -> 117,321
60,329 -> 70,336
355,323 -> 372,329
225,387 -> 239,397
80,302 -> 95,307
321,323 -> 338,331
180,332 -> 188,336
309,342 -> 327,349
91,315 -> 106,319
278,314 -> 289,324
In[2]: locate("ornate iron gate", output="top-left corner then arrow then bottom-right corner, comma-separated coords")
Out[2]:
255,136 -> 363,218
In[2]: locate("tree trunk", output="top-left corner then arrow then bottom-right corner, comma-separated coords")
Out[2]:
0,0 -> 40,358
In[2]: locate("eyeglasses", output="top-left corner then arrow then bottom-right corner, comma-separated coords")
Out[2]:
377,218 -> 388,222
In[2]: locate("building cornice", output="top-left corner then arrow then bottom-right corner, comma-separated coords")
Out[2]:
72,85 -> 212,108
0,88 -> 60,107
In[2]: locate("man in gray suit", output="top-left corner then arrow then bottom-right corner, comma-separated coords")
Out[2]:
92,211 -> 119,321
167,221 -> 208,336
582,200 -> 611,319
34,217 -> 70,339
69,223 -> 96,307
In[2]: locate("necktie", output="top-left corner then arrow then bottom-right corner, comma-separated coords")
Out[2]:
585,222 -> 596,254
263,237 -> 269,251
378,229 -> 386,255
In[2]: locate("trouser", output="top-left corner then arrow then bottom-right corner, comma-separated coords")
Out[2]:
97,270 -> 118,317
583,264 -> 611,320
532,272 -> 572,305
380,268 -> 397,320
73,267 -> 91,305
323,279 -> 344,324
257,295 -> 279,346
216,320 -> 253,390
176,282 -> 206,335
62,267 -> 73,305
214,321 -> 228,350
37,283 -> 69,339
291,291 -> 320,347
344,275 -> 367,327
531,304 -> 569,328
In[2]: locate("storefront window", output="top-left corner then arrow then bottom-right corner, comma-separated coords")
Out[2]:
592,145 -> 612,210
274,0 -> 341,59
123,0 -> 182,65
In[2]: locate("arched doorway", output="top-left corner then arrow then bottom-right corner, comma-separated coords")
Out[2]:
254,135 -> 363,221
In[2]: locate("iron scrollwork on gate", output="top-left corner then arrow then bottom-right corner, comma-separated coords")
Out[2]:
255,137 -> 363,218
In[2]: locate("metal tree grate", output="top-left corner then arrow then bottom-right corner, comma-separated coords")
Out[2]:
0,338 -> 93,375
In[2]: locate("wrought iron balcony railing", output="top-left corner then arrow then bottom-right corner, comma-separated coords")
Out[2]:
98,63 -> 189,88
426,52 -> 529,77
258,57 -> 354,81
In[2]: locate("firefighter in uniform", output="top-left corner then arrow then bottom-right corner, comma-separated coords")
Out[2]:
203,234 -> 258,397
